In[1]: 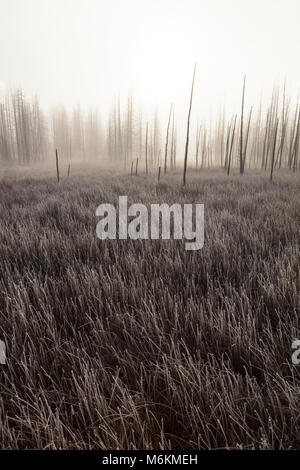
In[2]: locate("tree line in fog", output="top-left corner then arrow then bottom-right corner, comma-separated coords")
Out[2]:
1,83 -> 300,174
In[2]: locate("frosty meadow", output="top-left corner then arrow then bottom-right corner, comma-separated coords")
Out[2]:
96,196 -> 204,251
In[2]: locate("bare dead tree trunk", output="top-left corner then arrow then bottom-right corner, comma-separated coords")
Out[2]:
164,104 -> 173,174
270,118 -> 279,181
240,75 -> 246,174
292,110 -> 300,172
158,149 -> 162,168
224,120 -> 231,170
126,93 -> 133,164
158,166 -> 161,182
242,106 -> 252,172
264,86 -> 279,171
288,105 -> 298,169
183,63 -> 197,186
227,115 -> 237,176
145,122 -> 148,175
56,148 -> 60,182
170,109 -> 175,169
262,110 -> 269,169
275,86 -> 289,169
135,158 -> 139,176
250,102 -> 262,168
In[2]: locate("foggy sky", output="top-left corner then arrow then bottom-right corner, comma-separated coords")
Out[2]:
1,0 -> 300,124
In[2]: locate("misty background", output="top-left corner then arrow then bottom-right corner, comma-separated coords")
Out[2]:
0,0 -> 300,164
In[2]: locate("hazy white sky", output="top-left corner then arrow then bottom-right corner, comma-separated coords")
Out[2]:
0,0 -> 300,123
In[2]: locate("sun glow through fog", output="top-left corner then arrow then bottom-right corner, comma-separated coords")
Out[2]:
1,0 -> 300,124
133,23 -> 198,107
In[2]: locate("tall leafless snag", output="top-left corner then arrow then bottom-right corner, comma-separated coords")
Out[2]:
239,75 -> 246,174
164,104 -> 173,174
145,122 -> 148,175
250,101 -> 262,167
135,158 -> 139,176
262,110 -> 270,169
170,108 -> 175,169
242,106 -> 252,172
126,93 -> 133,164
170,122 -> 177,170
152,109 -> 160,167
215,109 -> 225,167
288,105 -> 298,170
275,83 -> 289,169
220,107 -> 225,167
224,120 -> 231,170
270,118 -> 279,181
55,149 -> 60,182
264,86 -> 279,170
227,115 -> 237,176
158,149 -> 162,168
292,109 -> 300,172
183,62 -> 197,186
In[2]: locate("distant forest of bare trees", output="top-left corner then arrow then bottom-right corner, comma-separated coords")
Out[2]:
1,83 -> 300,173
0,89 -> 162,168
